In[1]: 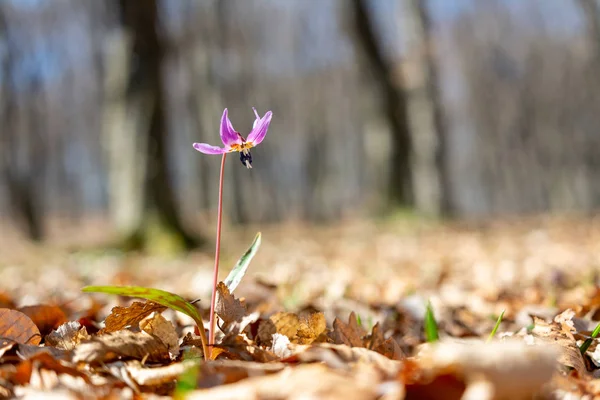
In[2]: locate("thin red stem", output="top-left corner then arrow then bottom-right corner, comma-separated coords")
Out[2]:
208,153 -> 226,357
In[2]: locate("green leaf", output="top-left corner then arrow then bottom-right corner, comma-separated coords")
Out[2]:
487,309 -> 505,342
223,232 -> 261,293
580,321 -> 600,355
174,355 -> 200,399
82,285 -> 208,357
424,301 -> 439,343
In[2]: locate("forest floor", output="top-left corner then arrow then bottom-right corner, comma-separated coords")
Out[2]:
0,214 -> 600,399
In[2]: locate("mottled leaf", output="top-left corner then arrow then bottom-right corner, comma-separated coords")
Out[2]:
82,285 -> 207,357
223,232 -> 262,293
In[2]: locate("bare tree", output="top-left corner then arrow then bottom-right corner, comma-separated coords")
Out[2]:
107,0 -> 200,250
399,0 -> 450,215
349,0 -> 414,208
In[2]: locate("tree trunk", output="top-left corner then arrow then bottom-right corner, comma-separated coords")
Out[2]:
399,0 -> 451,215
349,0 -> 414,208
108,0 -> 200,251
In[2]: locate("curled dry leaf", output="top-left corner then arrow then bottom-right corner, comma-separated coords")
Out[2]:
330,311 -> 366,348
18,305 -> 68,337
366,323 -> 405,360
257,312 -> 299,345
0,308 -> 41,345
45,321 -> 90,351
139,313 -> 179,358
124,359 -> 198,386
215,282 -> 246,330
102,301 -> 167,334
416,339 -> 558,400
296,312 -> 327,345
0,338 -> 17,359
531,312 -> 586,375
187,363 -> 378,400
73,330 -> 170,364
286,343 -> 402,378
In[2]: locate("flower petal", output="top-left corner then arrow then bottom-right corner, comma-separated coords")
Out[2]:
220,108 -> 242,147
252,107 -> 260,129
193,143 -> 228,155
246,110 -> 272,146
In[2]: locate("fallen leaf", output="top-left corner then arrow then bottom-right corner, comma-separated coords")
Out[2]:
417,339 -> 558,399
73,330 -> 170,364
296,312 -> 327,344
45,321 -> 90,351
257,312 -> 300,345
0,309 -> 41,345
215,283 -> 246,329
139,313 -> 179,358
187,363 -> 379,399
270,333 -> 293,358
330,312 -> 365,347
0,338 -> 17,359
285,343 -> 402,378
124,359 -> 198,386
18,305 -> 67,337
531,313 -> 586,375
102,301 -> 166,334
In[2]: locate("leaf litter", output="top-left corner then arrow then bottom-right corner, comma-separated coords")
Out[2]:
3,217 -> 600,397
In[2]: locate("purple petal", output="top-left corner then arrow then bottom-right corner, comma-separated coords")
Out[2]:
220,109 -> 242,147
193,143 -> 227,155
246,110 -> 272,146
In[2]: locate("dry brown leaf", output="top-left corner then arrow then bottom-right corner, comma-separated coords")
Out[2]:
257,312 -> 300,345
45,321 -> 90,351
364,322 -> 405,360
188,363 -> 379,400
18,305 -> 68,337
124,359 -> 197,386
139,313 -> 179,358
102,301 -> 167,334
296,312 -> 327,344
531,312 -> 586,375
0,338 -> 17,359
287,343 -> 402,378
73,330 -> 170,364
196,360 -> 287,389
0,308 -> 41,345
215,282 -> 246,328
330,312 -> 365,347
417,339 -> 558,400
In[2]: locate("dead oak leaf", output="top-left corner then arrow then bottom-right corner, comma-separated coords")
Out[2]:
365,323 -> 405,360
0,309 -> 41,345
45,321 -> 90,351
215,282 -> 246,330
139,313 -> 179,358
18,305 -> 68,337
102,301 -> 166,334
257,312 -> 300,345
73,330 -> 170,364
531,313 -> 586,375
296,312 -> 327,345
330,311 -> 366,348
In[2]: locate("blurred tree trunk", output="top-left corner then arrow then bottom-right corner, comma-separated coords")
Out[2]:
0,11 -> 45,241
578,0 -> 600,63
400,0 -> 451,216
349,0 -> 414,209
106,0 -> 199,251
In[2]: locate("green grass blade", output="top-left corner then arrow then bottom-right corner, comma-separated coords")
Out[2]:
223,232 -> 261,293
487,309 -> 505,342
580,321 -> 600,355
424,301 -> 439,343
82,285 -> 208,357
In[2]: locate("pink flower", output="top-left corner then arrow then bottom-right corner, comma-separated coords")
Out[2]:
193,108 -> 273,168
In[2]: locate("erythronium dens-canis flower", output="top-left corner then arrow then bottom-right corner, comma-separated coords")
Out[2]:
193,107 -> 273,168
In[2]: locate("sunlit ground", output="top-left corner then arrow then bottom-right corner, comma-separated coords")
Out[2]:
1,214 -> 600,397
